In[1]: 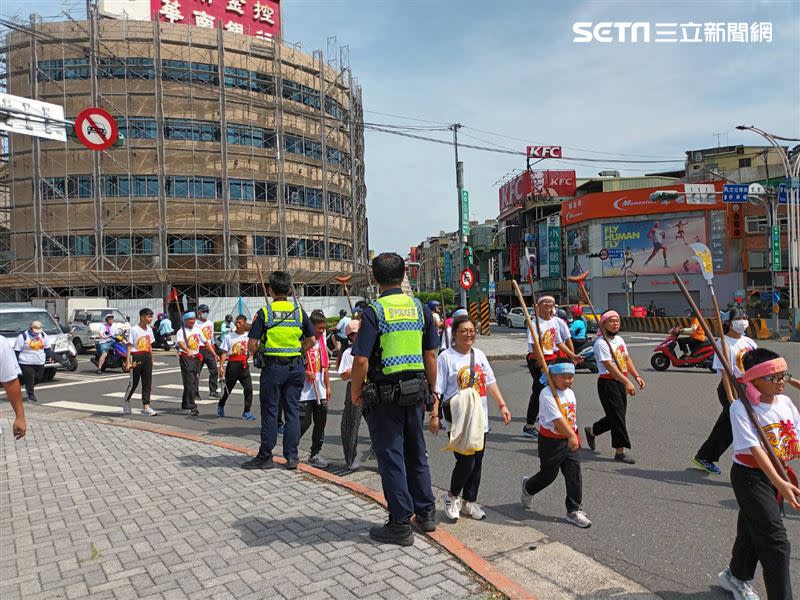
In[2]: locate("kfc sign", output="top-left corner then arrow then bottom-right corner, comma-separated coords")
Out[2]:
498,171 -> 531,218
527,145 -> 562,159
532,169 -> 576,198
151,0 -> 280,40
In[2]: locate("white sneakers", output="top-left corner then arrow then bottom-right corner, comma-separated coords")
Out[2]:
308,454 -> 329,468
443,494 -> 487,521
141,407 -> 159,416
718,567 -> 760,600
520,476 -> 533,508
443,493 -> 462,520
565,510 -> 592,528
122,399 -> 132,415
462,501 -> 486,520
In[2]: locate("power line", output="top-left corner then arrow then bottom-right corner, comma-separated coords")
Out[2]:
364,125 -> 685,164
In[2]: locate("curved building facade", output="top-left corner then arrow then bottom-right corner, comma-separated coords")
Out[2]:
2,15 -> 367,300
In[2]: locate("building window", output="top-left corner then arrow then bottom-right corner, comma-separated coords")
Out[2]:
119,117 -> 158,140
41,176 -> 94,200
229,179 -> 255,201
748,251 -> 767,269
739,158 -> 752,168
745,215 -> 769,234
162,60 -> 219,86
227,124 -> 276,148
168,236 -> 214,254
255,181 -> 277,202
104,235 -> 153,255
43,235 -> 95,257
253,235 -> 279,256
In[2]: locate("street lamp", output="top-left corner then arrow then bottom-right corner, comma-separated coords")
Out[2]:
736,125 -> 800,340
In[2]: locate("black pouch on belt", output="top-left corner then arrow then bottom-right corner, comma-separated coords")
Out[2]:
396,378 -> 424,407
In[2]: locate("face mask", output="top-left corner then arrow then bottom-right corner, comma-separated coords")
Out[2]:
731,320 -> 748,334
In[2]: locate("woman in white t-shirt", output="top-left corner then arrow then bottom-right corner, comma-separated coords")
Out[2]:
433,314 -> 511,522
693,307 -> 757,475
13,320 -> 51,403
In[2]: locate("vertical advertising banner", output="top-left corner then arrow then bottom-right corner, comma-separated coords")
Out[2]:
538,220 -> 549,278
601,215 -> 707,276
566,225 -> 591,279
509,242 -> 521,276
443,251 -> 453,288
547,214 -> 562,278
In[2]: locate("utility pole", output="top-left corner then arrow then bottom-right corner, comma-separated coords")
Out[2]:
452,123 -> 465,306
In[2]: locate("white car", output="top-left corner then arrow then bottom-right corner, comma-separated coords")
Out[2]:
507,307 -> 535,328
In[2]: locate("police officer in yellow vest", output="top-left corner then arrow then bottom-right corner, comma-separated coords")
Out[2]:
243,271 -> 316,470
351,253 -> 440,546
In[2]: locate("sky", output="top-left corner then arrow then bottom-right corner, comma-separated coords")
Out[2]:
2,0 -> 799,254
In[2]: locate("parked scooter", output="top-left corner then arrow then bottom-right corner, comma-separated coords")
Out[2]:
575,336 -> 598,373
650,327 -> 715,371
91,334 -> 130,372
496,305 -> 510,327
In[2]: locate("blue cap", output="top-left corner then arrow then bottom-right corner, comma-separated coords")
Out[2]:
182,311 -> 196,321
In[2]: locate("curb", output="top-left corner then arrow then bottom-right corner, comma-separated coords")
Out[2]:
484,353 -> 527,361
84,416 -> 535,600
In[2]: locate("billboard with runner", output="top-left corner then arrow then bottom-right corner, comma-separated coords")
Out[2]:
601,215 -> 707,276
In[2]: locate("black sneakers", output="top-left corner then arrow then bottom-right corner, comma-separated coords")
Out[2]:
614,453 -> 636,464
285,458 -> 300,470
584,426 -> 596,451
415,506 -> 437,532
369,519 -> 414,547
241,456 -> 276,470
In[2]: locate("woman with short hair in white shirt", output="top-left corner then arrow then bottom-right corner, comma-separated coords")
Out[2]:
432,315 -> 511,521
13,320 -> 50,403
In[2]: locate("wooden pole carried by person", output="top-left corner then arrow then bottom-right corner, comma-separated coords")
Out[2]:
567,271 -> 623,372
689,243 -> 735,403
672,273 -> 795,493
334,274 -> 355,314
255,261 -> 270,306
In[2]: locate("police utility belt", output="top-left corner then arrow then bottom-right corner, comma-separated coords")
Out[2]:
363,375 -> 432,409
252,353 -> 302,369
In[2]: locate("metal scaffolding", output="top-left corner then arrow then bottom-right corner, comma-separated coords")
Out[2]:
0,7 -> 368,302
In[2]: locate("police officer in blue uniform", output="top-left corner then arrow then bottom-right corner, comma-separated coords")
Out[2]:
242,271 -> 316,471
351,253 -> 440,546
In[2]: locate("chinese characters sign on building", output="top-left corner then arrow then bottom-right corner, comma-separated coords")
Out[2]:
152,0 -> 280,39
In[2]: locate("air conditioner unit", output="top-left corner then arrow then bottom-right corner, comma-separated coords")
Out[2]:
780,224 -> 788,232
757,224 -> 768,233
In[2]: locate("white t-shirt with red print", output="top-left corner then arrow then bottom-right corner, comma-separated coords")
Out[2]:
301,334 -> 328,402
731,394 -> 800,465
538,386 -> 578,438
527,317 -> 563,356
595,334 -> 629,376
713,335 -> 757,380
435,347 -> 496,433
128,325 -> 154,354
220,331 -> 249,364
177,324 -> 207,357
197,319 -> 215,348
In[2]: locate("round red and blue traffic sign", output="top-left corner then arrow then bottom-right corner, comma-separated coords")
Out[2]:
74,107 -> 118,151
460,268 -> 474,290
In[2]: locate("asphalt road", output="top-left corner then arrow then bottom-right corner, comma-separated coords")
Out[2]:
6,335 -> 800,598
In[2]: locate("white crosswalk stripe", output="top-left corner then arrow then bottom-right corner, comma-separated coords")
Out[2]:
103,391 -> 216,405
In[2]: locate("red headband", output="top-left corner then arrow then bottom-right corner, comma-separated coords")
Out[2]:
742,357 -> 787,404
600,310 -> 620,326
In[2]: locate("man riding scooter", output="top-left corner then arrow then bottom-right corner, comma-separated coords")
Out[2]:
567,306 -> 589,352
676,317 -> 705,359
95,314 -> 121,374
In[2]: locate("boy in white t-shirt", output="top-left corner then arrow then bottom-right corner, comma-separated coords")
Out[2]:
176,312 -> 208,416
216,315 -> 255,421
521,358 -> 591,528
584,310 -> 645,464
299,310 -> 331,468
718,348 -> 799,600
122,308 -> 158,416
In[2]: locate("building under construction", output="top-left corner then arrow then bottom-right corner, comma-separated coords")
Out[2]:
0,7 -> 368,302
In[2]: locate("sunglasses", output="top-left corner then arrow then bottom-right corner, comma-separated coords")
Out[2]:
759,372 -> 791,384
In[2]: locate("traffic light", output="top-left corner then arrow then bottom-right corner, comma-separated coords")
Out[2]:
463,246 -> 474,265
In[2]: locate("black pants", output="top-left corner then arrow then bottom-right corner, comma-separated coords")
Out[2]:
695,381 -> 732,463
195,346 -> 218,396
526,356 -> 548,426
341,382 -> 364,466
124,353 -> 152,406
218,361 -> 253,412
677,336 -> 702,355
18,363 -> 43,398
299,401 -> 328,456
179,356 -> 201,410
449,434 -> 486,502
729,463 -> 792,600
592,378 -> 631,449
525,436 -> 582,513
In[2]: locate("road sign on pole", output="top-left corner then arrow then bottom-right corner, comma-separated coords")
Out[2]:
722,184 -> 749,203
0,92 -> 67,142
74,107 -> 118,151
459,268 -> 474,290
772,225 -> 782,270
461,190 -> 470,236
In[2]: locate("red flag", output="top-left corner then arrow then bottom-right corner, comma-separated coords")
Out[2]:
166,287 -> 178,303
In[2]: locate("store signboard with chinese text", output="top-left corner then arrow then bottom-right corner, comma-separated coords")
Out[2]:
150,0 -> 280,39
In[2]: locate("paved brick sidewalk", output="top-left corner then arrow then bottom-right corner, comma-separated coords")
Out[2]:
0,414 -> 488,600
